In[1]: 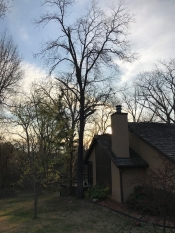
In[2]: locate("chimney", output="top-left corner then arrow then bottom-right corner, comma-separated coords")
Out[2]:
111,105 -> 129,158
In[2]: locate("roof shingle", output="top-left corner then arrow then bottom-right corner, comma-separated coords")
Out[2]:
85,134 -> 148,168
128,123 -> 175,161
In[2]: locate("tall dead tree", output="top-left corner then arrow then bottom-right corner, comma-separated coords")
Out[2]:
35,0 -> 136,198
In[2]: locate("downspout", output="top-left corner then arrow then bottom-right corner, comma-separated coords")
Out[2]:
119,168 -> 125,204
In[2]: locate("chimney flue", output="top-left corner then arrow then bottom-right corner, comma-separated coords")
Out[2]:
116,105 -> 122,113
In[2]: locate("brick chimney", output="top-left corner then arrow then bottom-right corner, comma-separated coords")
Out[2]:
111,105 -> 129,158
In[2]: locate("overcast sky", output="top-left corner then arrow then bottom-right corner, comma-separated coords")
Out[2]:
0,0 -> 175,86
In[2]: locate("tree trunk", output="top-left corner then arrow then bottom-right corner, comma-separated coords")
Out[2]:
163,217 -> 166,233
69,150 -> 73,195
77,95 -> 85,199
33,180 -> 39,219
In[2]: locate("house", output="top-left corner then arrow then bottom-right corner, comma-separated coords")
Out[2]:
84,105 -> 175,203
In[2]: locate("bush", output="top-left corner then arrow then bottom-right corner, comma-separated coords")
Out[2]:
84,184 -> 110,200
126,185 -> 175,216
126,186 -> 156,215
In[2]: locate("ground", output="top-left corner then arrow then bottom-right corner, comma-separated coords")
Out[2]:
0,192 -> 174,233
99,198 -> 175,228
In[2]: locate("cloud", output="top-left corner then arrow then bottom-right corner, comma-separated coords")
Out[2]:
19,27 -> 29,42
112,0 -> 175,82
20,62 -> 48,92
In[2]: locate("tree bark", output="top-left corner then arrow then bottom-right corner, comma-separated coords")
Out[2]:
77,95 -> 85,198
33,180 -> 39,219
69,150 -> 73,195
163,218 -> 166,233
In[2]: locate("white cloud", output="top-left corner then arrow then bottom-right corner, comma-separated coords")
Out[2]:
19,27 -> 29,42
112,0 -> 175,82
20,62 -> 48,92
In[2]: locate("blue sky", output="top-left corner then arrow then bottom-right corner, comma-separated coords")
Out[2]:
1,0 -> 175,87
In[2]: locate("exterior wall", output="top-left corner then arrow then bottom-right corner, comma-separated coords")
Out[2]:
111,161 -> 121,202
111,113 -> 129,158
87,129 -> 175,204
95,143 -> 112,191
129,131 -> 164,172
125,130 -> 175,202
122,168 -> 146,203
88,147 -> 96,186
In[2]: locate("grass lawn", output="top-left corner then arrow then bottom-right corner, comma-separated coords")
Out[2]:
0,192 -> 174,233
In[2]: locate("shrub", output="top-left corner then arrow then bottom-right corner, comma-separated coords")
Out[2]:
84,184 -> 110,200
126,185 -> 175,216
126,186 -> 156,215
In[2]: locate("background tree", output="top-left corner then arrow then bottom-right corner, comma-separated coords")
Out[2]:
84,102 -> 116,149
135,59 -> 175,123
0,0 -> 11,19
8,87 -> 68,218
120,85 -> 156,122
0,139 -> 14,188
34,80 -> 79,195
0,32 -> 23,105
36,0 -> 136,198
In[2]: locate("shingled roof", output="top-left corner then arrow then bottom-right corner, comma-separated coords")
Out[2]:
128,122 -> 175,161
84,134 -> 148,168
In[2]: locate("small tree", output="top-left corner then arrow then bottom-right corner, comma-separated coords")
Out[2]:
9,88 -> 68,219
33,80 -> 79,195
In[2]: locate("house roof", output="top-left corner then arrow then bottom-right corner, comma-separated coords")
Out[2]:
128,122 -> 175,162
84,134 -> 149,168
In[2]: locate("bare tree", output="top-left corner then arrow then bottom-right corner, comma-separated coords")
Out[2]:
0,0 -> 11,19
35,0 -> 136,198
135,59 -> 175,123
121,85 -> 156,122
0,32 -> 23,104
85,103 -> 116,148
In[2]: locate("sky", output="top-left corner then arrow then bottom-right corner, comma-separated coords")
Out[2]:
0,0 -> 175,87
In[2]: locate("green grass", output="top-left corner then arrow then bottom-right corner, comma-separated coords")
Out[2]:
0,192 -> 174,233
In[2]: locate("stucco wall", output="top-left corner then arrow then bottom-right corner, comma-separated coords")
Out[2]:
111,161 -> 121,202
124,130 -> 175,202
88,147 -> 96,186
87,129 -> 175,204
122,168 -> 146,203
111,113 -> 129,158
129,131 -> 164,172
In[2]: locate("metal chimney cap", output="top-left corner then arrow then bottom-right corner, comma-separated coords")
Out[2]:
116,105 -> 122,113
